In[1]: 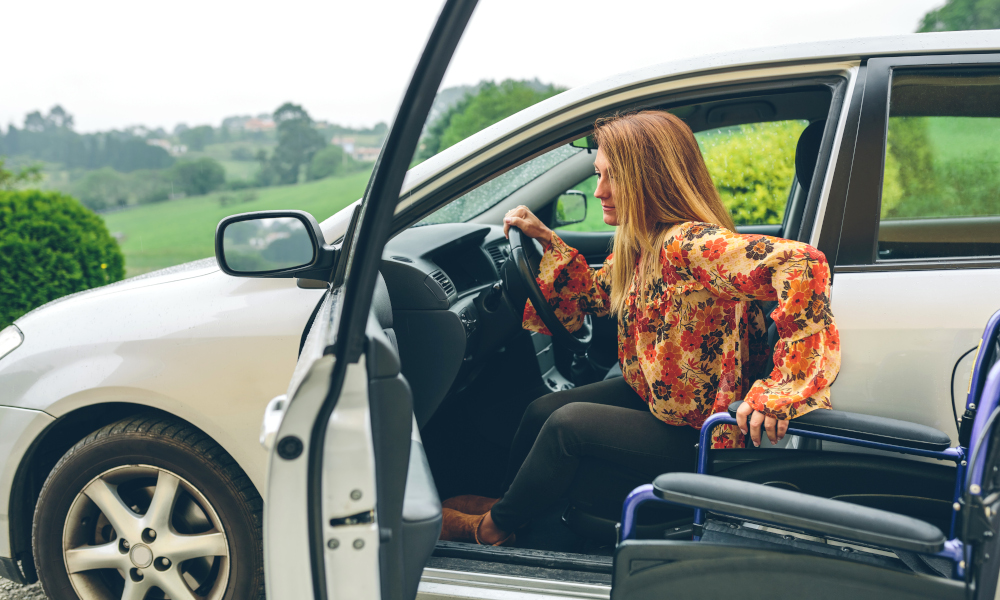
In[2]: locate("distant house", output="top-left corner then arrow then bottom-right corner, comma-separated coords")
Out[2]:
146,138 -> 187,156
332,136 -> 356,153
353,147 -> 380,163
244,118 -> 276,132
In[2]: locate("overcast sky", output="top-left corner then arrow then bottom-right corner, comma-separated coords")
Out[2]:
3,0 -> 944,133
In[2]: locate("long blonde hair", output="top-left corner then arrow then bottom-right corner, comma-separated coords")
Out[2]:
593,110 -> 735,316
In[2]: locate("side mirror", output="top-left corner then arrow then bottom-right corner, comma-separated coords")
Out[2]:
554,190 -> 588,227
569,135 -> 598,150
215,210 -> 338,281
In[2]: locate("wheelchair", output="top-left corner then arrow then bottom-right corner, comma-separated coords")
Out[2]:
613,309 -> 1000,599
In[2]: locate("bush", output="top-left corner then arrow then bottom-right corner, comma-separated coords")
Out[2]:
73,167 -> 129,211
306,145 -> 361,181
230,146 -> 256,161
218,190 -> 258,206
171,157 -> 226,196
0,189 -> 125,328
699,120 -> 806,225
71,167 -> 173,210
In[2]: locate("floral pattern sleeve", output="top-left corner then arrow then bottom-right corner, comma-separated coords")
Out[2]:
664,222 -> 841,420
523,232 -> 612,336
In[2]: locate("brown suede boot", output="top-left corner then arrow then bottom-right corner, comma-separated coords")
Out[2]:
442,495 -> 499,515
439,508 -> 515,546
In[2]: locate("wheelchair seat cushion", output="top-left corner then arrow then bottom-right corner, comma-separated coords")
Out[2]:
653,473 -> 946,554
727,401 -> 952,451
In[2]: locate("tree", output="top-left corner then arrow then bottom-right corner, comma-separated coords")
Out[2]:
74,168 -> 129,210
268,103 -> 327,185
415,79 -> 564,162
0,187 -> 125,329
0,107 -> 173,173
440,80 -> 563,150
918,0 -> 1000,31
306,145 -> 362,180
171,158 -> 226,196
179,125 -> 215,151
0,157 -> 42,190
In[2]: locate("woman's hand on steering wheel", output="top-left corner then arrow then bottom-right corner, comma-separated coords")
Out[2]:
735,401 -> 789,447
504,205 -> 553,248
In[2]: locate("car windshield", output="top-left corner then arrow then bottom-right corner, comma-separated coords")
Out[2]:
416,145 -> 582,225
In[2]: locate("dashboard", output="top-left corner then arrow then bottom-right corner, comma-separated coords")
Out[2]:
380,223 -> 518,427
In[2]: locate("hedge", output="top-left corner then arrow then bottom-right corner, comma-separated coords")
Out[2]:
699,120 -> 807,225
0,189 -> 125,329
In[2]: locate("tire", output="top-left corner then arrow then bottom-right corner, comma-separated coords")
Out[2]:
32,415 -> 264,600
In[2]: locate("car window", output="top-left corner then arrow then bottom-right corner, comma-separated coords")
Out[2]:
696,120 -> 806,226
557,119 -> 808,233
555,173 -> 614,232
877,67 -> 1000,261
416,145 -> 582,226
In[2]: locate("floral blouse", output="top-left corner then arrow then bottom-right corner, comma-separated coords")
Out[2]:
523,222 -> 841,448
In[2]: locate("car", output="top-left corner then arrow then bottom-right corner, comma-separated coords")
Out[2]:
224,4 -> 1000,598
1,1 -> 999,596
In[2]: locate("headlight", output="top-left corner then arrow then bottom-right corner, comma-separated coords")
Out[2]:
0,325 -> 24,361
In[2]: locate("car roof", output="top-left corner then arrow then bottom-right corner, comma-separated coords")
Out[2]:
401,30 -> 1000,199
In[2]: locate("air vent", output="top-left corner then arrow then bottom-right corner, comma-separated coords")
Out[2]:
487,244 -> 508,271
429,270 -> 456,296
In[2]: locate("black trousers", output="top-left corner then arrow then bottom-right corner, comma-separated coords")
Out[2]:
490,376 -> 701,532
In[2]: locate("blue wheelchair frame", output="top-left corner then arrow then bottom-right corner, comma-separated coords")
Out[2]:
620,308 -> 1000,581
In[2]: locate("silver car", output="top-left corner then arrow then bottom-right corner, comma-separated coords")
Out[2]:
2,2 -> 1000,597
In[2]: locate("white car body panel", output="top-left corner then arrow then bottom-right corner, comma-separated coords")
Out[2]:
831,268 -> 1000,438
0,407 -> 54,555
416,568 -> 610,599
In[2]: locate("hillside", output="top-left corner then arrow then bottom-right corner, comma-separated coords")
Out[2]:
103,169 -> 371,277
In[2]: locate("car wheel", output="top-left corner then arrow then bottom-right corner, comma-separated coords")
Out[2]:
32,415 -> 264,600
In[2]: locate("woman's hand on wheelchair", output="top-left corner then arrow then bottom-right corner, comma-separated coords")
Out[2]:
735,401 -> 789,447
504,205 -> 553,248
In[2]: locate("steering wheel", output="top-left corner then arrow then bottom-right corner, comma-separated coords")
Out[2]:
506,226 -> 593,355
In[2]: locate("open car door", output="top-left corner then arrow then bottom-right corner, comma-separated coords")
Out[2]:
260,2 -> 476,599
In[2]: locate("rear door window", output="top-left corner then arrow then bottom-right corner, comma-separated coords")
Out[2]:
877,67 -> 1000,261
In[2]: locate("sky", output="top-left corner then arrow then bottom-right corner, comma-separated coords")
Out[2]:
2,0 -> 945,133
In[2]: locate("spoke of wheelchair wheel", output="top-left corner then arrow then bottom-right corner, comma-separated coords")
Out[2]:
64,541 -> 122,574
155,568 -> 201,600
145,470 -> 181,531
162,531 -> 228,563
121,577 -> 152,600
83,478 -> 138,538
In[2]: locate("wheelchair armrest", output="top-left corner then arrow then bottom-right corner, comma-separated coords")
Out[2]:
727,401 -> 952,451
653,472 -> 945,554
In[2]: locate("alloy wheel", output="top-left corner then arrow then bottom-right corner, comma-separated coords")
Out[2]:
61,465 -> 230,600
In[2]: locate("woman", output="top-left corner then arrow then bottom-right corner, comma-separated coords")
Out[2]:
440,110 -> 840,546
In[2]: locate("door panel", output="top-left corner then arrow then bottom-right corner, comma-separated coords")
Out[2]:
294,2 -> 477,599
400,433 -> 442,600
830,269 -> 996,438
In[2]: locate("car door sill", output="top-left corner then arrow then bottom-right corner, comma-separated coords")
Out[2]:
433,541 -> 612,574
418,567 -> 610,599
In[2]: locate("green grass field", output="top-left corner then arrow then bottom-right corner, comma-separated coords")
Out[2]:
103,170 -> 371,277
927,117 -> 1000,164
